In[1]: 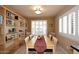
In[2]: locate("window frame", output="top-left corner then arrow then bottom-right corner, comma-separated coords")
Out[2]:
59,6 -> 79,41
31,20 -> 47,35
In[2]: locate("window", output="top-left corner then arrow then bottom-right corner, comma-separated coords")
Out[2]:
68,12 -> 76,35
62,16 -> 67,33
68,13 -> 72,34
72,12 -> 76,35
78,10 -> 79,36
59,18 -> 62,32
31,20 -> 47,35
59,6 -> 79,38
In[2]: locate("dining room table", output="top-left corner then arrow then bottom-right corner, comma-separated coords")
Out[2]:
25,35 -> 55,54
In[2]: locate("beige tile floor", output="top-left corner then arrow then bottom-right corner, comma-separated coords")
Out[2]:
14,44 -> 67,54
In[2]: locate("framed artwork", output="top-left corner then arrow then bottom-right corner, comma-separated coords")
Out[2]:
0,15 -> 3,24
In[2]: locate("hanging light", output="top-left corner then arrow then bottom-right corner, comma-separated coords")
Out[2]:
35,9 -> 42,14
34,6 -> 42,15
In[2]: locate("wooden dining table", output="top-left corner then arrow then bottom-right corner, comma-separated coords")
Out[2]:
25,35 -> 55,53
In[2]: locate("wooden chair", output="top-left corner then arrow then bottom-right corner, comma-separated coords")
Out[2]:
53,36 -> 58,53
24,36 -> 30,53
25,37 -> 29,43
49,34 -> 53,40
24,35 -> 34,54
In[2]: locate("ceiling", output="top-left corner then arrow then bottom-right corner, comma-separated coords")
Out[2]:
6,5 -> 71,17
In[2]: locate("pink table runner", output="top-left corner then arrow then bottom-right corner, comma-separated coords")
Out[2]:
34,36 -> 47,53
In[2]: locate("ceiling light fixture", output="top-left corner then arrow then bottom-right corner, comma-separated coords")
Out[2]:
34,6 -> 42,15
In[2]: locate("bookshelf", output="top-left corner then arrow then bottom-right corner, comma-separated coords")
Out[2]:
0,6 -> 26,53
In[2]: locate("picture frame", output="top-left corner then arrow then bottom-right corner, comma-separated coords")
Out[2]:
0,15 -> 3,24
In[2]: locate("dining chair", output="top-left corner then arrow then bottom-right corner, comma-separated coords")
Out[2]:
53,36 -> 58,53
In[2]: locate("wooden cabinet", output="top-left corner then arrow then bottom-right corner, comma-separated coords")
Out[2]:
0,6 -> 26,53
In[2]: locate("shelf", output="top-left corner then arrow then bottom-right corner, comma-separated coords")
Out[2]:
0,6 -> 26,53
6,32 -> 18,43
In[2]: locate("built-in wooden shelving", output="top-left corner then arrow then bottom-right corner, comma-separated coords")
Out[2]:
0,6 -> 26,53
